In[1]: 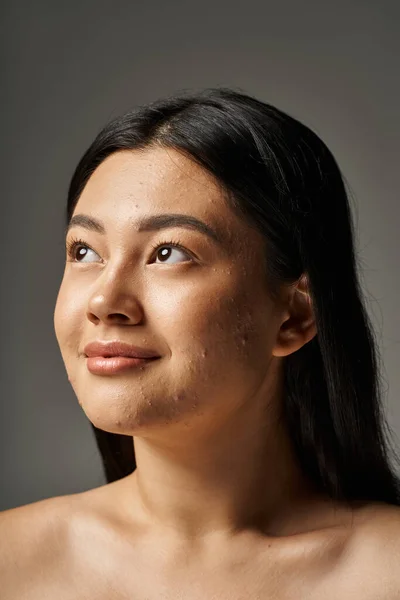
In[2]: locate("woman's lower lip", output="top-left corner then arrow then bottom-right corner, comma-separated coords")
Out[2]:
86,356 -> 159,375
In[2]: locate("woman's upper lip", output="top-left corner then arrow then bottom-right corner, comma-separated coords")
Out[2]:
83,340 -> 160,359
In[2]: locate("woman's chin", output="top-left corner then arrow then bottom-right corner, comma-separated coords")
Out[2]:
78,399 -> 176,436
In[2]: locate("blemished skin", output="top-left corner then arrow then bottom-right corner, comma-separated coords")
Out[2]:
1,147 -> 400,599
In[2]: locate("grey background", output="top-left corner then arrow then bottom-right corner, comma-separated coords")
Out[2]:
1,1 -> 399,510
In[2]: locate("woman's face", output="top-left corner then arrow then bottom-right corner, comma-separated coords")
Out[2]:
54,147 -> 285,437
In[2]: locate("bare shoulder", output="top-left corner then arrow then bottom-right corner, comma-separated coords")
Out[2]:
0,496 -> 71,569
350,502 -> 400,552
0,483 -> 132,599
0,496 -> 72,591
0,481 -> 116,558
337,503 -> 400,598
0,494 -> 73,552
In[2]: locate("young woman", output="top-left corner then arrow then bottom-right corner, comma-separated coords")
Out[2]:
1,88 -> 400,599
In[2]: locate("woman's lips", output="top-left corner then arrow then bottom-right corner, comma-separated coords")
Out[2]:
86,356 -> 159,375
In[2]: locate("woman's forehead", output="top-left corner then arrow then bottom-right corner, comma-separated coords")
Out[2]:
80,148 -> 223,210
74,147 -> 259,250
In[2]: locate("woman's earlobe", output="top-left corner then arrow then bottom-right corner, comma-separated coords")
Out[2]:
272,275 -> 316,358
272,318 -> 317,358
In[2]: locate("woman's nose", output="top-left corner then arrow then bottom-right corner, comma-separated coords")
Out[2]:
86,292 -> 144,325
86,269 -> 145,326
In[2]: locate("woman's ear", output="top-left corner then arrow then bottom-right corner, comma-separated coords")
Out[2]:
272,274 -> 317,358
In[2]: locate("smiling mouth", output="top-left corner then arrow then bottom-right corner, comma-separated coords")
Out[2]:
85,355 -> 160,375
100,354 -> 159,359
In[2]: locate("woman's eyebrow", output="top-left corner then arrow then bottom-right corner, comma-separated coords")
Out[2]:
65,213 -> 223,245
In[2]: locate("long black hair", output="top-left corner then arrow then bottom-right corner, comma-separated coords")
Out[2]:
65,87 -> 400,505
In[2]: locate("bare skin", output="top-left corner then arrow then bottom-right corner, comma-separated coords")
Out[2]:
1,147 -> 400,599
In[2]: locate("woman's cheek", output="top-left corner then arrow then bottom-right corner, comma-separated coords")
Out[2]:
166,282 -> 254,364
54,282 -> 85,358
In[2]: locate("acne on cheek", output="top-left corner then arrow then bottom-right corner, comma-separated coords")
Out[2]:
232,311 -> 259,358
221,294 -> 258,349
191,293 -> 260,367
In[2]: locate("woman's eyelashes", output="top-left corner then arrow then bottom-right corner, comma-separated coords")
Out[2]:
65,236 -> 195,265
66,237 -> 100,263
149,238 -> 194,264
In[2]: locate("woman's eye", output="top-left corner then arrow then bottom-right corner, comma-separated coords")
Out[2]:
67,241 -> 99,263
66,239 -> 192,265
154,245 -> 191,264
